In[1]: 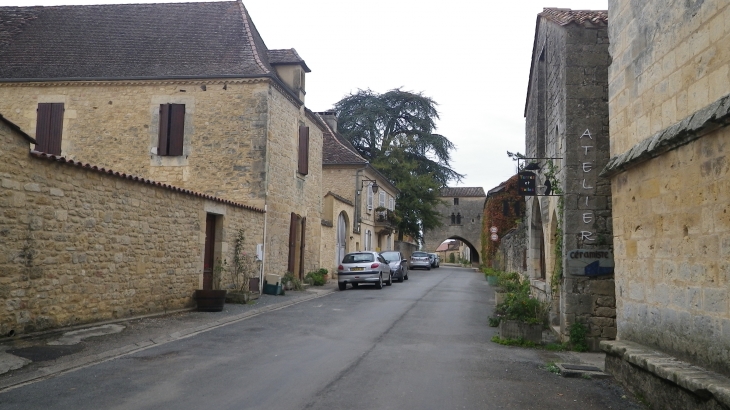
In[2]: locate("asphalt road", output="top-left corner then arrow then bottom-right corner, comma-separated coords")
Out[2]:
0,266 -> 639,409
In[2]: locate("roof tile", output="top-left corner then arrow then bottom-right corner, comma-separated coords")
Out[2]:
440,187 -> 486,197
539,8 -> 608,27
0,2 -> 275,80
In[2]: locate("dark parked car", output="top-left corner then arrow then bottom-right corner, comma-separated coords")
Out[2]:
410,251 -> 431,270
337,251 -> 392,290
380,251 -> 409,282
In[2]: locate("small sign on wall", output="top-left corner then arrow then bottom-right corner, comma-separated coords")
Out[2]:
566,249 -> 614,276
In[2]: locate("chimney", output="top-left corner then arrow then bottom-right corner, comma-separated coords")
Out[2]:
317,111 -> 338,133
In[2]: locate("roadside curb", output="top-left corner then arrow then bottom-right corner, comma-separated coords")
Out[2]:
0,287 -> 336,392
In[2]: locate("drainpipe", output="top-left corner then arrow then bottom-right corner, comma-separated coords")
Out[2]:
354,167 -> 367,236
259,203 -> 268,294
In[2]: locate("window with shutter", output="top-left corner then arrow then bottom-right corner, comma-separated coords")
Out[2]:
379,191 -> 386,208
35,103 -> 64,155
389,197 -> 395,211
158,103 -> 185,156
298,126 -> 309,175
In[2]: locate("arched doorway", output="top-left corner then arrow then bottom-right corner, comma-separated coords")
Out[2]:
336,211 -> 348,266
436,236 -> 480,265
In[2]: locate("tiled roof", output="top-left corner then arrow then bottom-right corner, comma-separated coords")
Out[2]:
268,48 -> 311,72
322,131 -> 367,166
539,8 -> 608,27
29,151 -> 265,213
440,187 -> 486,197
0,1 -> 276,80
325,191 -> 354,207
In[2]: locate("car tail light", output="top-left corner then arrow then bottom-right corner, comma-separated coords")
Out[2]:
371,263 -> 380,268
338,265 -> 344,270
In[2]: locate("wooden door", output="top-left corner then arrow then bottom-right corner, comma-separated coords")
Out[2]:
203,213 -> 216,290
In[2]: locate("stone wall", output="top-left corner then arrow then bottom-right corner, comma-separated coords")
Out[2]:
0,118 -> 264,335
606,0 -> 730,376
320,193 -> 355,277
495,223 -> 526,275
524,14 -> 614,349
0,79 -> 324,278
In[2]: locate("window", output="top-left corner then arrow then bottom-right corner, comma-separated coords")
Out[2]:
454,198 -> 459,205
389,197 -> 395,211
366,183 -> 373,212
456,213 -> 462,225
298,125 -> 309,175
450,213 -> 456,224
503,200 -> 510,216
379,191 -> 386,208
35,103 -> 64,155
158,103 -> 185,156
365,230 -> 372,250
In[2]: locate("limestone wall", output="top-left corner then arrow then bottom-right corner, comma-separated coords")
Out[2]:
0,79 -> 324,278
607,0 -> 730,156
320,194 -> 355,277
265,90 -> 323,276
0,119 -> 264,335
607,0 -> 730,375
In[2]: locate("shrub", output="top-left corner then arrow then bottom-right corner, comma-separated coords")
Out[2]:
569,322 -> 589,352
448,253 -> 456,263
305,271 -> 326,286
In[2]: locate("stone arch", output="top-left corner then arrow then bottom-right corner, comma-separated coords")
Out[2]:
528,198 -> 546,280
439,235 -> 480,264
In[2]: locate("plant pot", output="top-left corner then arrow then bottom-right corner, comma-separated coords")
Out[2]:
225,291 -> 250,304
498,319 -> 543,344
486,275 -> 498,286
195,289 -> 227,312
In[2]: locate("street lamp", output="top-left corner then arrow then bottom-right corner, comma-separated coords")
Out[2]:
361,178 -> 379,194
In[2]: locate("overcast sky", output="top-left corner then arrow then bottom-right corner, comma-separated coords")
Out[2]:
1,0 -> 609,191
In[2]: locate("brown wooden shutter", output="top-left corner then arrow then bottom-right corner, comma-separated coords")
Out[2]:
298,126 -> 309,175
157,103 -> 185,156
299,217 -> 306,278
287,212 -> 298,273
35,103 -> 64,155
168,104 -> 185,156
158,104 -> 170,156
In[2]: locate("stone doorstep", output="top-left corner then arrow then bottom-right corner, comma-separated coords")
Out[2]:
556,363 -> 611,379
601,340 -> 730,407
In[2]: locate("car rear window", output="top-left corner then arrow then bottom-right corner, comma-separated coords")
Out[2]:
343,253 -> 375,263
381,252 -> 399,261
412,252 -> 428,257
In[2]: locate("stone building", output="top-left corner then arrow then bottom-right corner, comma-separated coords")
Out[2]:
0,1 -> 324,279
0,114 -> 265,335
423,187 -> 485,265
600,1 -> 730,408
318,114 -> 399,274
481,175 -> 524,270
523,8 -> 614,349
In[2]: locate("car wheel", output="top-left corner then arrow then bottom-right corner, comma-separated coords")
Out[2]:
404,272 -> 409,280
375,274 -> 383,289
398,273 -> 404,283
427,266 -> 431,270
386,273 -> 393,286
338,282 -> 346,291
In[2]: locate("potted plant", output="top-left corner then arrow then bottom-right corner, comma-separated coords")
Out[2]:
225,229 -> 260,304
195,259 -> 227,312
491,273 -> 549,344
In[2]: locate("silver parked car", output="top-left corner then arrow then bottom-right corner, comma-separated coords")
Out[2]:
428,253 -> 440,268
410,251 -> 431,270
380,251 -> 409,282
337,251 -> 392,290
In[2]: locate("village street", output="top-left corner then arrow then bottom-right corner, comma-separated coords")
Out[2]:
0,267 -> 638,410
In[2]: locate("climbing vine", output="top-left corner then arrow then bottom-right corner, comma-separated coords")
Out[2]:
482,175 -> 523,268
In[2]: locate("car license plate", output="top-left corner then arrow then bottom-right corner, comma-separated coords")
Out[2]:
350,267 -> 364,271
